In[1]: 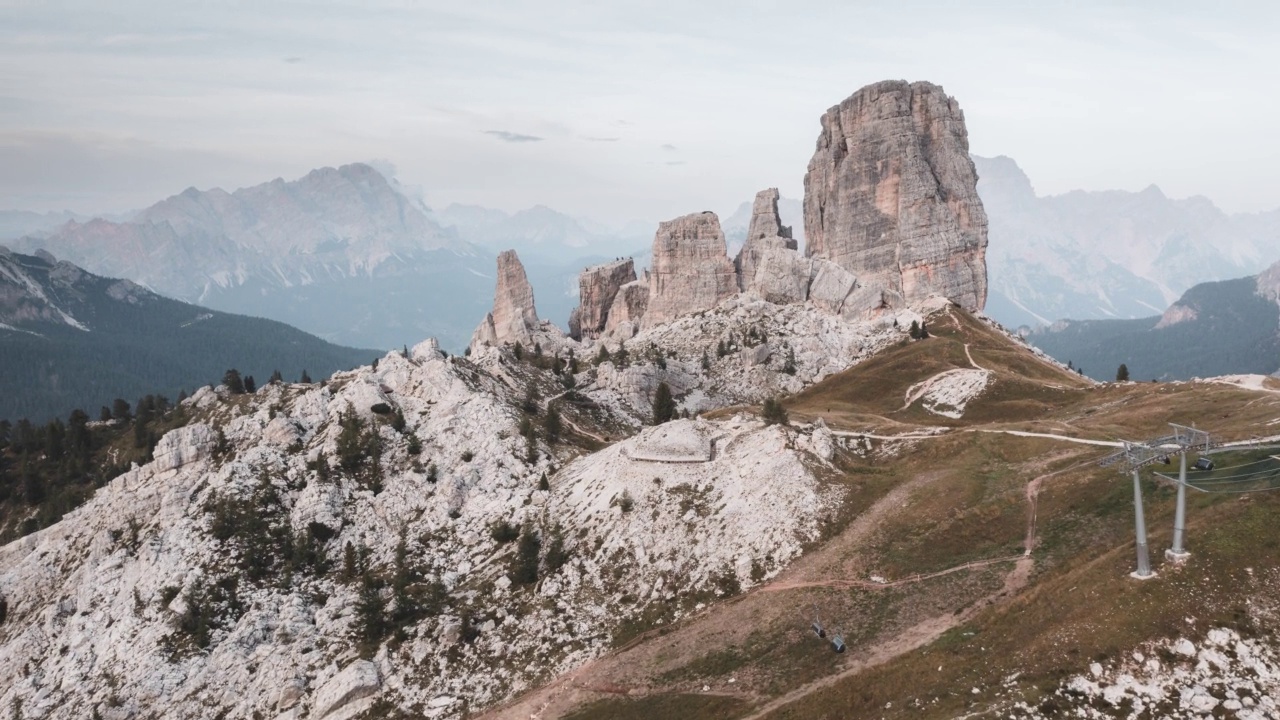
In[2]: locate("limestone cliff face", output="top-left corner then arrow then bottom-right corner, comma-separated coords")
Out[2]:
803,80 -> 988,312
643,212 -> 738,329
736,189 -> 800,295
603,278 -> 650,339
470,250 -> 539,349
569,259 -> 637,340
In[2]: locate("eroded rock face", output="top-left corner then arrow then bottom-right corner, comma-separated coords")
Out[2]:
644,212 -> 738,328
737,189 -> 801,296
569,259 -> 637,340
803,80 -> 988,312
603,278 -> 650,340
470,250 -> 538,349
746,247 -> 812,305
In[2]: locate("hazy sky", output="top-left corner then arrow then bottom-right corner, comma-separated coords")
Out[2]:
3,1 -> 1279,222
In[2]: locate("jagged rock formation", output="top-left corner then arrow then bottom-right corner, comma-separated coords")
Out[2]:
746,188 -> 793,244
735,189 -> 798,294
643,212 -> 739,329
602,278 -> 650,339
567,259 -> 636,340
803,80 -> 988,312
470,250 -> 540,349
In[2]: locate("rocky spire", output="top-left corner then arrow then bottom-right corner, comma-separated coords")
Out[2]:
642,212 -> 738,328
735,188 -> 800,296
803,80 -> 988,312
470,249 -> 539,349
745,187 -> 793,244
568,258 -> 637,340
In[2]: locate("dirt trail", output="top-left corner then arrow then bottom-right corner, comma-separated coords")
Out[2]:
736,460 -> 1077,720
480,446 -> 1088,720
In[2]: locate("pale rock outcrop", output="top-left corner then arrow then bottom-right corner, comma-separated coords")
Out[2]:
150,423 -> 218,474
313,660 -> 380,720
746,247 -> 812,305
643,212 -> 738,328
803,80 -> 988,313
602,278 -> 650,340
806,260 -> 858,315
745,187 -> 793,243
1255,258 -> 1280,304
470,250 -> 539,350
569,259 -> 637,340
736,189 -> 798,293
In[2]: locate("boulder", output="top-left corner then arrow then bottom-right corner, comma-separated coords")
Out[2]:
803,80 -> 988,313
806,259 -> 857,314
746,247 -> 812,305
643,212 -> 738,328
312,660 -> 380,720
150,423 -> 217,474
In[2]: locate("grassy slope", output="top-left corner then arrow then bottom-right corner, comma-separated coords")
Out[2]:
547,306 -> 1280,720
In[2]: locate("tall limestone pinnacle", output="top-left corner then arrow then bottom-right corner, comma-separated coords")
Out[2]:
470,249 -> 540,349
642,211 -> 739,329
803,80 -> 989,312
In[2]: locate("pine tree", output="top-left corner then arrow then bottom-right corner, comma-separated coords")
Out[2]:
761,397 -> 789,426
652,382 -> 676,425
300,369 -> 312,383
244,375 -> 256,393
1116,363 -> 1130,382
783,347 -> 797,375
513,525 -> 541,585
269,369 -> 283,384
908,320 -> 921,339
223,369 -> 246,394
542,404 -> 562,443
112,398 -> 132,421
919,321 -> 929,338
701,349 -> 711,371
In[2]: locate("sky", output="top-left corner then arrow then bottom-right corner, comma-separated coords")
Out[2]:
2,0 -> 1280,223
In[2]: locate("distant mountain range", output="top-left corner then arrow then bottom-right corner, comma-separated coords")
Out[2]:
1026,260 -> 1280,381
6,164 -> 494,351
0,248 -> 379,423
9,157 -> 1280,355
975,155 -> 1280,328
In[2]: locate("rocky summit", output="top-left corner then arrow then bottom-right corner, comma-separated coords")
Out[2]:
803,80 -> 989,312
642,212 -> 741,330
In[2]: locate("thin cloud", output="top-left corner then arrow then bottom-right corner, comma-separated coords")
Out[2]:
583,136 -> 619,142
484,130 -> 542,143
283,56 -> 304,64
660,143 -> 677,152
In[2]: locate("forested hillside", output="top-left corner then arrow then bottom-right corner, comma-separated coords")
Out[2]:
1027,276 -> 1280,381
0,249 -> 380,422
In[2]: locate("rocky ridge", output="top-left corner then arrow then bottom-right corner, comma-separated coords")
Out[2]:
0,339 -> 846,720
465,81 -> 987,355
